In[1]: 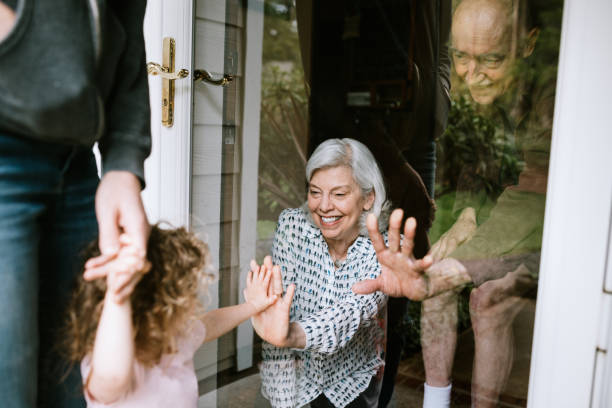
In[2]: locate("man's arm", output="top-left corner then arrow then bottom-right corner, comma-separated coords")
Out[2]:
99,0 -> 151,184
84,2 -> 152,297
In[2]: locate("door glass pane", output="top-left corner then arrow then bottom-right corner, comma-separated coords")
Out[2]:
207,0 -> 565,406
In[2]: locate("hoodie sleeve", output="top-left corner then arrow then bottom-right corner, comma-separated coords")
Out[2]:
98,0 -> 151,186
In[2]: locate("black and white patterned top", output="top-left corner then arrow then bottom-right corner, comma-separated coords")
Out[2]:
260,208 -> 388,408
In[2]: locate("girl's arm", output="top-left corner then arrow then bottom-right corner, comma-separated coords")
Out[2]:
201,265 -> 277,343
87,241 -> 146,403
87,294 -> 134,403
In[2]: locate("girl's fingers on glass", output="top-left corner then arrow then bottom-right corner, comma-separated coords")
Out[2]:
262,268 -> 272,286
263,255 -> 273,270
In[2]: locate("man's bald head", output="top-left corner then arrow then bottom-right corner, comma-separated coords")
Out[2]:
451,0 -> 535,105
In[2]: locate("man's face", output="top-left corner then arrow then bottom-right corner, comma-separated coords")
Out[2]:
451,5 -> 515,105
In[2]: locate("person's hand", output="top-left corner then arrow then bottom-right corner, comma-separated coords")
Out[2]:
250,257 -> 296,347
244,261 -> 279,313
424,257 -> 472,296
352,209 -> 433,299
470,263 -> 536,314
84,171 -> 150,300
0,2 -> 16,42
94,171 -> 150,255
101,234 -> 152,303
429,207 -> 477,262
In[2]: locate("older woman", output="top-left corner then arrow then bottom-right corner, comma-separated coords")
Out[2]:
250,138 -> 391,408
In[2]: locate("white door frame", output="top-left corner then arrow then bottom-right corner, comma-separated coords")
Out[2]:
528,0 -> 612,406
143,0 -> 194,228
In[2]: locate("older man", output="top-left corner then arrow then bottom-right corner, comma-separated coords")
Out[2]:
355,0 -> 557,407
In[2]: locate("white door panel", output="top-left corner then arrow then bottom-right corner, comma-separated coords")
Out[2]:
143,0 -> 264,397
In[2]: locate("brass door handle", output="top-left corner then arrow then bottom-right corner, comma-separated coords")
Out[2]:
146,37 -> 234,127
147,63 -> 233,86
194,69 -> 233,87
147,62 -> 189,80
146,37 -> 184,127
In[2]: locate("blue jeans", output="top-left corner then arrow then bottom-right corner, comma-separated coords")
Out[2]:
0,132 -> 98,407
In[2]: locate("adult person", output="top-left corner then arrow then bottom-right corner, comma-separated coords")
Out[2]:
251,138 -> 396,408
357,0 -> 555,406
0,1 -> 151,407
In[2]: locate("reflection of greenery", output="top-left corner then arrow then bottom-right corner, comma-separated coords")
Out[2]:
257,220 -> 277,241
258,0 -> 308,223
414,0 -> 564,359
262,1 -> 300,62
436,95 -> 523,198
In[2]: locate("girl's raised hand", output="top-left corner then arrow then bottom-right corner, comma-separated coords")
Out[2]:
244,260 -> 278,313
102,234 -> 151,303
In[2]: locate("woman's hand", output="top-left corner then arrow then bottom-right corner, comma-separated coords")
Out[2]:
243,261 -> 278,313
250,257 -> 300,348
352,209 -> 433,300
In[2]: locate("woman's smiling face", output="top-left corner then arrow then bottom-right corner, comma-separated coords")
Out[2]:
307,166 -> 374,246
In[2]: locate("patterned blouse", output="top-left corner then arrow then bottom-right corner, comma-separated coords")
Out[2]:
260,208 -> 388,408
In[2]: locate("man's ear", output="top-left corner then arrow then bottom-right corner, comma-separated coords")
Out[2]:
522,27 -> 540,58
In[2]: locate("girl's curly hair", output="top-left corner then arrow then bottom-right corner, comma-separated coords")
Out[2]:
62,225 -> 214,368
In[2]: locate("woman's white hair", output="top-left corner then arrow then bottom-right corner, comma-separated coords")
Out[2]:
305,138 -> 391,234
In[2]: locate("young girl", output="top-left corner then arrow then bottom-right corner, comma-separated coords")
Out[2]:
63,225 -> 278,406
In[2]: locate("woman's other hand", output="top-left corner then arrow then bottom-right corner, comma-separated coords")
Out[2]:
352,209 -> 433,300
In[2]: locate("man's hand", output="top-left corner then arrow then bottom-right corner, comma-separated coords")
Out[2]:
0,2 -> 16,42
84,171 -> 150,302
429,207 -> 477,262
352,209 -> 433,300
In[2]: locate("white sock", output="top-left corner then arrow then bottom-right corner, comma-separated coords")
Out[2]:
423,382 -> 452,408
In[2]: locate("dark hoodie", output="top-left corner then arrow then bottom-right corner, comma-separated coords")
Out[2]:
0,0 -> 151,182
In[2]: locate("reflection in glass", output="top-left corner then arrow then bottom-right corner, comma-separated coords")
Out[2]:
249,0 -> 564,407
422,0 -> 562,407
